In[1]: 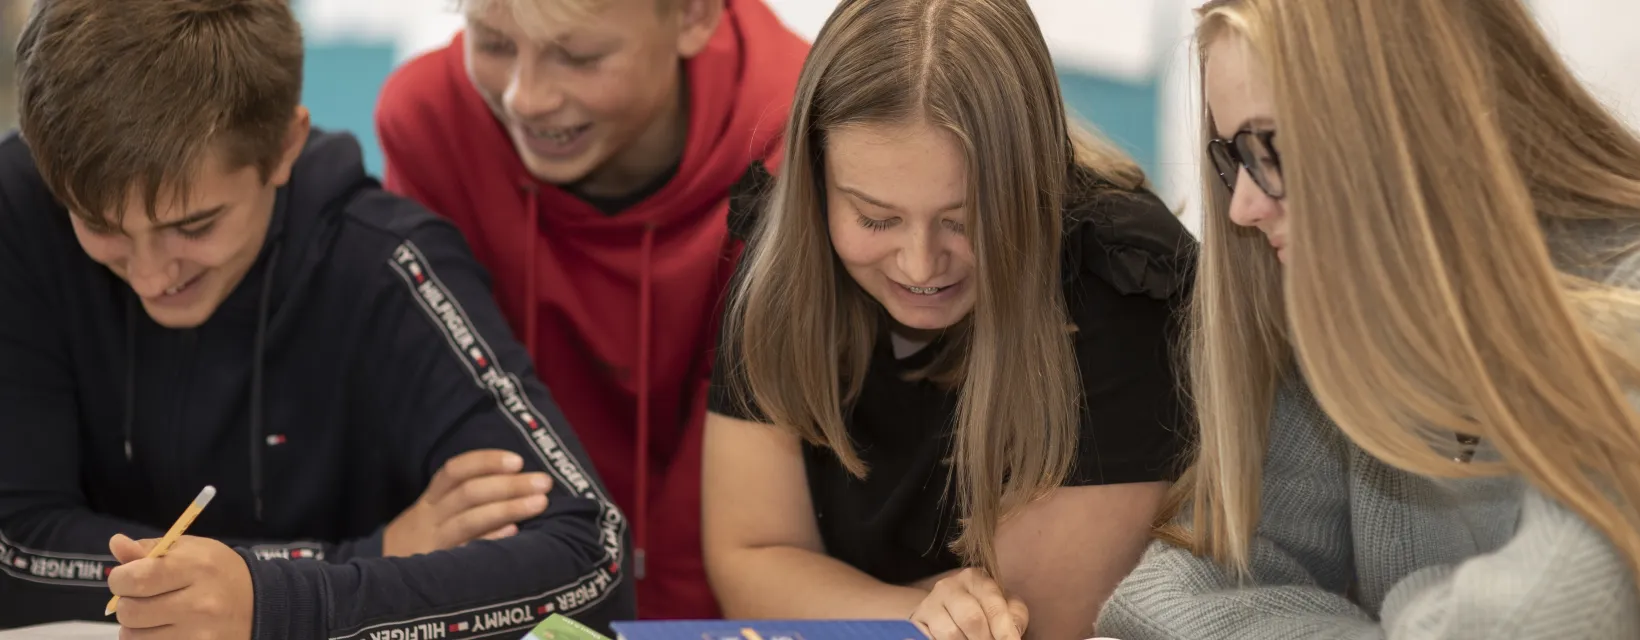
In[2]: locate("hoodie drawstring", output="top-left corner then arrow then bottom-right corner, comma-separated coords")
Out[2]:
122,300 -> 136,462
120,242 -> 281,523
523,185 -> 539,358
635,223 -> 655,581
249,242 -> 282,523
518,187 -> 655,581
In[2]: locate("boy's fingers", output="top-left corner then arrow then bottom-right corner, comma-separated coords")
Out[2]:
478,524 -> 519,541
107,557 -> 190,599
446,495 -> 548,547
443,473 -> 552,513
109,534 -> 157,564
424,450 -> 524,501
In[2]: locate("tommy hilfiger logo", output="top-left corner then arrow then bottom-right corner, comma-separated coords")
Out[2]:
392,243 -> 621,560
381,241 -> 627,628
342,569 -> 620,640
250,544 -> 325,561
0,531 -> 116,587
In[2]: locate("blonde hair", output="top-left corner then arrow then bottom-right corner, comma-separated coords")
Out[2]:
1170,0 -> 1640,585
723,0 -> 1145,575
461,0 -> 673,35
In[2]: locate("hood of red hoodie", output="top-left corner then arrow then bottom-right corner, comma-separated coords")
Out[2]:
375,0 -> 808,620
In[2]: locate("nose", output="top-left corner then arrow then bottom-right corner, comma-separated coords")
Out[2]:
504,57 -> 566,121
1226,168 -> 1282,229
125,239 -> 178,298
896,226 -> 946,285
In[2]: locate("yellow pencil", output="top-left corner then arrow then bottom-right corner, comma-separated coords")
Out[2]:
105,485 -> 216,616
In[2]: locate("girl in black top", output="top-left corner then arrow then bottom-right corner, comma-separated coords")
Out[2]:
701,1 -> 1196,638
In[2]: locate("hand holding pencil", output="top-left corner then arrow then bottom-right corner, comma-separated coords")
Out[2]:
105,485 -> 256,639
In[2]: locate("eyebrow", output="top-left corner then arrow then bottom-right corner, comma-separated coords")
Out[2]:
1217,115 -> 1278,140
469,18 -> 586,48
153,205 -> 227,230
466,20 -> 513,41
838,186 -> 964,214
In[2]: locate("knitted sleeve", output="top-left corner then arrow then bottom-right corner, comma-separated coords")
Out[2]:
1377,487 -> 1640,639
1100,378 -> 1640,640
1096,379 -> 1378,639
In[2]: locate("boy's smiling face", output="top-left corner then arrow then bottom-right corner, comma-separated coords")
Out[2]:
68,111 -> 308,329
463,0 -> 722,197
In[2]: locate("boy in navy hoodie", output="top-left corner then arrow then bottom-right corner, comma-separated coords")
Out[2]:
0,0 -> 633,637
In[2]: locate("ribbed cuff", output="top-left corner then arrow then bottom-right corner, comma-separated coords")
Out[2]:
350,526 -> 387,559
239,549 -> 328,640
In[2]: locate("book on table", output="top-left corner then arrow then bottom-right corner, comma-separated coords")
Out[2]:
608,620 -> 927,640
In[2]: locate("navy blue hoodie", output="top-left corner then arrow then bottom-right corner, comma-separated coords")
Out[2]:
0,130 -> 634,637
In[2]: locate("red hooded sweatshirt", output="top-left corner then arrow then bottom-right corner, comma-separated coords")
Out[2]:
373,0 -> 807,619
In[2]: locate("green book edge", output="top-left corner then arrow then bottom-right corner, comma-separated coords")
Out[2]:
525,613 -> 612,640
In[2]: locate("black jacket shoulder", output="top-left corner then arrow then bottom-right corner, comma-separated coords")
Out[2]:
1061,168 -> 1198,301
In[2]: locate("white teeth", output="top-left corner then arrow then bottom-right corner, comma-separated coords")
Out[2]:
165,284 -> 182,295
906,285 -> 943,295
528,126 -> 584,144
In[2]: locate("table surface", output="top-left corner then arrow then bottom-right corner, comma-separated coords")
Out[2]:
0,622 -> 120,639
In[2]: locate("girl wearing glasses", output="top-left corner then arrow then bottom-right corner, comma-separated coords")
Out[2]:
1098,0 -> 1640,638
700,1 -> 1197,638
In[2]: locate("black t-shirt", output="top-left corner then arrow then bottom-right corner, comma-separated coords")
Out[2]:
569,162 -> 679,215
708,162 -> 1198,585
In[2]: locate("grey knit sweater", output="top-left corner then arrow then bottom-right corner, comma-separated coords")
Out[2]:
1096,375 -> 1640,639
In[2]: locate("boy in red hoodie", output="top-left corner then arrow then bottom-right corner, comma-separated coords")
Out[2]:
374,0 -> 808,620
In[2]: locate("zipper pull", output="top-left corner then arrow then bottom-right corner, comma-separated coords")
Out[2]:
124,440 -> 133,461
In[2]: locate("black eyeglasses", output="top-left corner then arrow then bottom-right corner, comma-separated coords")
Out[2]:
1207,129 -> 1284,199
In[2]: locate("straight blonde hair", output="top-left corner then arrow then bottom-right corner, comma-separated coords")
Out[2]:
723,0 -> 1145,575
1170,0 -> 1640,585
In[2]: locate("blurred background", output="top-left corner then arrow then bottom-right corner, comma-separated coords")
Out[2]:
2,0 -> 1638,234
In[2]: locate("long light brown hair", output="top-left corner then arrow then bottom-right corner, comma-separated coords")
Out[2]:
723,0 -> 1146,574
1170,0 -> 1640,583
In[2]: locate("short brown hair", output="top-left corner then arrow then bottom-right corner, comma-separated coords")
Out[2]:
16,0 -> 304,226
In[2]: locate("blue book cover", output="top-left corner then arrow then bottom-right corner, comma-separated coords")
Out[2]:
610,620 -> 927,640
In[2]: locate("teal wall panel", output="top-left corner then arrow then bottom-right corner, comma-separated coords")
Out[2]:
1058,70 -> 1161,177
303,43 -> 396,176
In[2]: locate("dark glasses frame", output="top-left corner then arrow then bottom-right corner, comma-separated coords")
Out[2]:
1207,129 -> 1284,199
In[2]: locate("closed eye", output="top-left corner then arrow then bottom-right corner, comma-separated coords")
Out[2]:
856,214 -> 896,232
559,51 -> 605,68
82,223 -> 122,237
476,39 -> 515,56
175,221 -> 218,239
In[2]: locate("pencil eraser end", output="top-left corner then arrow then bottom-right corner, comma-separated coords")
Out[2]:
196,485 -> 217,506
